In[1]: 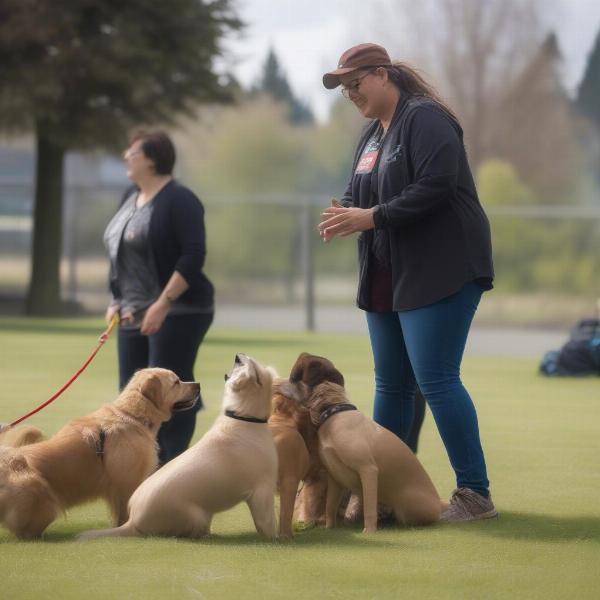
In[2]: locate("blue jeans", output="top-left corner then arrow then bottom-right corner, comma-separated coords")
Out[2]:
366,282 -> 490,497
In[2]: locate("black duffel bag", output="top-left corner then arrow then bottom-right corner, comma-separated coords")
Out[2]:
539,318 -> 600,376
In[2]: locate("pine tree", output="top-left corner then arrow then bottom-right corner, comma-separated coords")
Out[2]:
0,0 -> 240,314
256,48 -> 314,126
577,27 -> 600,183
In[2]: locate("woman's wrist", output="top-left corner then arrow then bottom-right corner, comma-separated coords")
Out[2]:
159,291 -> 176,306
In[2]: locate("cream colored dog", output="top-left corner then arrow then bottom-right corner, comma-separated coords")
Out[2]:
79,354 -> 279,540
289,381 -> 444,533
0,368 -> 199,540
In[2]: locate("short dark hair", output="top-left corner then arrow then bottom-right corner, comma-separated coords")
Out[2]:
129,129 -> 176,175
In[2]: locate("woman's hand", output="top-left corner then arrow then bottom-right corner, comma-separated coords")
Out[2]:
318,206 -> 375,242
105,303 -> 120,325
140,297 -> 170,336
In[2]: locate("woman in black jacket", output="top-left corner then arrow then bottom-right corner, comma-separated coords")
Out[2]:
319,44 -> 496,521
104,130 -> 214,464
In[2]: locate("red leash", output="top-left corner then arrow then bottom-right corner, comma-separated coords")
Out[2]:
0,315 -> 119,433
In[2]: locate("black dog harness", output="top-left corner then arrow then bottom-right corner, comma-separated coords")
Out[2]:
95,429 -> 107,461
224,410 -> 268,424
318,403 -> 358,429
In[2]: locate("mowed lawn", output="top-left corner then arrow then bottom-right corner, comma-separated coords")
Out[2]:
0,317 -> 598,599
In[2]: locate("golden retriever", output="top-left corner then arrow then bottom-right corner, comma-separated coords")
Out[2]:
268,379 -> 310,538
0,368 -> 199,539
0,425 -> 45,448
292,380 -> 444,533
79,354 -> 278,541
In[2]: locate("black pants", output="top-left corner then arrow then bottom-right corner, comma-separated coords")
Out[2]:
118,312 -> 213,464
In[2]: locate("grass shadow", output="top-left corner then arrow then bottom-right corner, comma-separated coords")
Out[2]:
196,527 -> 396,548
471,510 -> 600,543
8,522 -> 401,548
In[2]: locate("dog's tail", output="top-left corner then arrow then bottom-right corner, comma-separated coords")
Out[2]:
77,521 -> 140,541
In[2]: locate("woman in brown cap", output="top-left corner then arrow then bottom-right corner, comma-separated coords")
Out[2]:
319,43 -> 496,522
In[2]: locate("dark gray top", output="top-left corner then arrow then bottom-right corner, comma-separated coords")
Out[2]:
104,192 -> 210,330
117,197 -> 161,318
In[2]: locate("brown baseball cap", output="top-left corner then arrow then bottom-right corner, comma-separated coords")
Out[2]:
323,43 -> 392,89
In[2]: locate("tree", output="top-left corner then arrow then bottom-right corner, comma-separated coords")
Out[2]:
0,0 -> 240,315
254,48 -> 314,126
492,33 -> 582,202
577,27 -> 600,183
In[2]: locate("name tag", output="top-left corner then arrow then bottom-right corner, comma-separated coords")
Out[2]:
355,138 -> 382,174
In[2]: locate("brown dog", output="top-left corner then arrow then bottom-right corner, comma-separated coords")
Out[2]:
268,379 -> 310,538
0,368 -> 199,539
288,353 -> 345,525
295,381 -> 443,533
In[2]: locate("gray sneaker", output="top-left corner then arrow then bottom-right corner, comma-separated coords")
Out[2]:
440,488 -> 498,522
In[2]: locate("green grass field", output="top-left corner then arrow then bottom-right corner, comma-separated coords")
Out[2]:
0,317 -> 598,599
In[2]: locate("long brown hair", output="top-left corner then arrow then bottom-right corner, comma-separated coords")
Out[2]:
384,61 -> 458,122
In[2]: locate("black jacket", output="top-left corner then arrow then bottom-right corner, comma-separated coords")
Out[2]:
109,180 -> 214,310
342,95 -> 494,311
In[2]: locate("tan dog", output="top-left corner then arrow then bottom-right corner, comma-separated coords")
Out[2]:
79,354 -> 279,541
293,381 -> 444,533
0,425 -> 45,448
268,379 -> 310,538
0,368 -> 199,540
288,353 -> 345,525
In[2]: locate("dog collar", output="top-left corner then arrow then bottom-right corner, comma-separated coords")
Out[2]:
224,409 -> 268,424
318,403 -> 357,428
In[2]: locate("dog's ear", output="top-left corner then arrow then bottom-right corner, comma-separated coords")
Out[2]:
255,366 -> 277,388
289,352 -> 310,383
8,454 -> 28,472
140,374 -> 162,407
305,358 -> 345,388
277,380 -> 304,403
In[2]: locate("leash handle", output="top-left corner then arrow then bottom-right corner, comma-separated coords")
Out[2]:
5,314 -> 120,430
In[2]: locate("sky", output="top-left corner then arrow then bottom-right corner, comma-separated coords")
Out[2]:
224,0 -> 600,121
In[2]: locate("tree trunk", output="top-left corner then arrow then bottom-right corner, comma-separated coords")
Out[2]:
25,127 -> 65,315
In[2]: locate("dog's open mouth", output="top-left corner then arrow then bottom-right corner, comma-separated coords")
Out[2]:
172,396 -> 198,412
224,353 -> 247,382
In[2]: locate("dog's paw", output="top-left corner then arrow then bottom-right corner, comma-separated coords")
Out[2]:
293,520 -> 317,532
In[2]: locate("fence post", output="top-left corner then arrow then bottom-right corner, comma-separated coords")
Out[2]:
301,200 -> 315,332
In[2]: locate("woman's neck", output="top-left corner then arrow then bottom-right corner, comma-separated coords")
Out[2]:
379,89 -> 402,132
136,175 -> 172,206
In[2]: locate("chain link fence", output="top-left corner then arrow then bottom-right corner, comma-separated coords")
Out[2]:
1,177 -> 600,329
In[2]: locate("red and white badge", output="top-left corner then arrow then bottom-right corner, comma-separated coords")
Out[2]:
355,138 -> 383,174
